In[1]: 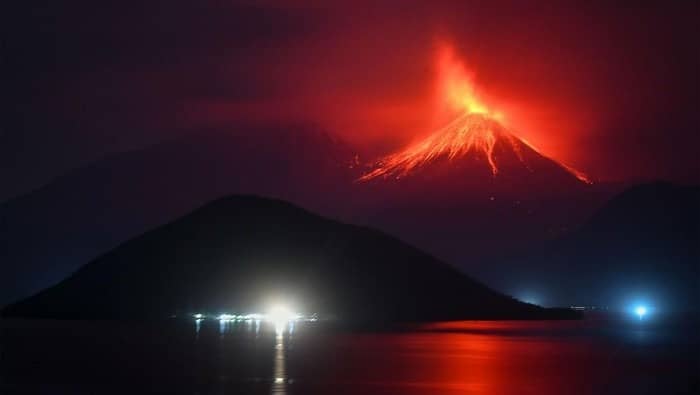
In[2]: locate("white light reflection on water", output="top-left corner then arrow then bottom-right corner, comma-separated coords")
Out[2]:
193,317 -> 292,394
219,319 -> 227,338
194,318 -> 202,341
271,326 -> 288,395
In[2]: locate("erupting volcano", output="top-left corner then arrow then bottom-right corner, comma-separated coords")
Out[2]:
359,112 -> 591,184
360,47 -> 591,185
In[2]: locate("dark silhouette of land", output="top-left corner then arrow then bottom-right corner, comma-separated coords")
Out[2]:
0,125 -> 359,307
2,195 -> 578,321
0,123 -> 617,308
487,182 -> 699,309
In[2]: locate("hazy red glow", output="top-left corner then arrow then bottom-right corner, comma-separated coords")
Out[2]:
436,46 -> 498,117
299,321 -> 652,395
172,2 -> 698,186
6,0 -> 697,203
359,46 -> 591,183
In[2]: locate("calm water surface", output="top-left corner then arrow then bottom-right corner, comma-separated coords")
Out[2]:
2,317 -> 698,394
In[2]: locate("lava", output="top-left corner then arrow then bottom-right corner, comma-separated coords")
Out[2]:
360,112 -> 512,180
359,46 -> 591,184
359,111 -> 591,184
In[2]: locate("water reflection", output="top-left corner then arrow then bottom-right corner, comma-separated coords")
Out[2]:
271,327 -> 287,394
194,318 -> 203,344
219,319 -> 227,337
196,318 -> 292,394
276,320 -> 698,395
3,318 -> 696,395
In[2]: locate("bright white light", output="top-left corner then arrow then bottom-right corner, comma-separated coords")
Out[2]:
635,306 -> 647,319
218,314 -> 235,321
193,313 -> 203,319
265,305 -> 300,332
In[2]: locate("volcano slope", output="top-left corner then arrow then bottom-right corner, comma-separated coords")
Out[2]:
360,112 -> 590,196
354,112 -> 611,267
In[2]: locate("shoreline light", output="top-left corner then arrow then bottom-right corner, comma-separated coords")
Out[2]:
265,305 -> 300,329
192,305 -> 318,329
635,305 -> 647,320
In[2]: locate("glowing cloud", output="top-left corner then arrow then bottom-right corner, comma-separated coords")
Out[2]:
436,45 -> 493,117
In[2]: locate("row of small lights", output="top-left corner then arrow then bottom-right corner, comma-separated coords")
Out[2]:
193,313 -> 268,321
192,306 -> 316,325
194,305 -> 650,322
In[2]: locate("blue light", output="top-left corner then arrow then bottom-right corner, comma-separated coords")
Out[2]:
634,305 -> 647,320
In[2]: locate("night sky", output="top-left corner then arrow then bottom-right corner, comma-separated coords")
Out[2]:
4,0 -> 699,202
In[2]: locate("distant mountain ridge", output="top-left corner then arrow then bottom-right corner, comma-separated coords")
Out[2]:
1,195 -> 576,321
482,182 -> 699,310
0,122 -> 624,308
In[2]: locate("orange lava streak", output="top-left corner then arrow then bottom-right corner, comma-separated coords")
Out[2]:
359,112 -> 592,183
359,113 -> 505,180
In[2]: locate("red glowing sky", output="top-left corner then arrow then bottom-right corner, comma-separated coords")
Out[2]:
189,1 -> 699,183
4,1 -> 699,200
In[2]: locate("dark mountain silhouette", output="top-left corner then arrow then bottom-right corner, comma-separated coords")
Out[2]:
0,123 -> 360,306
1,196 -> 576,321
483,182 -> 699,310
0,121 -> 618,309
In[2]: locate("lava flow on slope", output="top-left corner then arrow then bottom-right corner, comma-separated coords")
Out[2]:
359,47 -> 591,185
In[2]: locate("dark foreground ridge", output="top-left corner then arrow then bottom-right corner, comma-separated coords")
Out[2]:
3,195 -> 578,321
